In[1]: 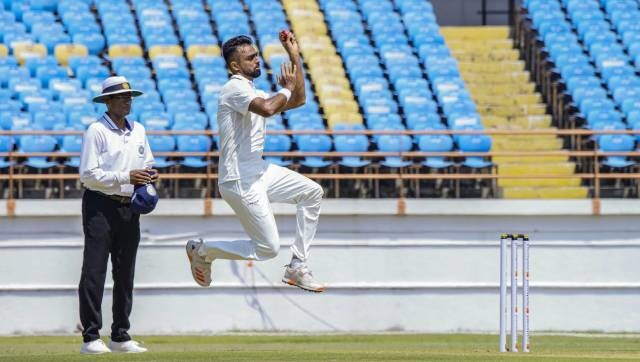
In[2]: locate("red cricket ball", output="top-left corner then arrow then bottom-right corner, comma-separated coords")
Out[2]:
279,29 -> 289,41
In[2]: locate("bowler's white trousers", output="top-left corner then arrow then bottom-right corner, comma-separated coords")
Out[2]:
199,163 -> 323,262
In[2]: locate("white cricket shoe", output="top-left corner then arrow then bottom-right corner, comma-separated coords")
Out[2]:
282,264 -> 325,293
186,239 -> 212,287
108,340 -> 147,353
80,339 -> 111,354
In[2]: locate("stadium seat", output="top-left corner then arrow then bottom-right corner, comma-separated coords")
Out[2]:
60,134 -> 83,168
599,134 -> 636,168
54,44 -> 89,67
19,135 -> 58,169
176,134 -> 211,168
148,45 -> 183,60
109,44 -> 144,58
297,134 -> 333,168
377,135 -> 413,168
186,45 -> 221,61
264,132 -> 293,167
419,134 -> 454,169
457,135 -> 492,168
0,134 -> 15,168
334,132 -> 371,168
148,135 -> 177,168
13,43 -> 47,65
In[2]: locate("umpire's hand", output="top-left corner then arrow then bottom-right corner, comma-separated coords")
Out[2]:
130,169 -> 153,185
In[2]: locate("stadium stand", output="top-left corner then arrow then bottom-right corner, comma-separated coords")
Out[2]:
443,26 -> 587,198
517,0 -> 640,197
3,0 -> 636,199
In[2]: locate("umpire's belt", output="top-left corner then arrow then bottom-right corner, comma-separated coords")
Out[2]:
90,189 -> 131,204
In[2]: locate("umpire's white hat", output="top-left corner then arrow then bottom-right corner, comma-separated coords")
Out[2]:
92,76 -> 143,103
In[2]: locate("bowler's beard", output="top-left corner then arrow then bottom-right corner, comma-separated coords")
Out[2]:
251,69 -> 261,78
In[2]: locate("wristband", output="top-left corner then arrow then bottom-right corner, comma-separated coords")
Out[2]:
278,88 -> 292,102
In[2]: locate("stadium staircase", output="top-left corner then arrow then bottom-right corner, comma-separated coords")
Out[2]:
443,26 -> 588,199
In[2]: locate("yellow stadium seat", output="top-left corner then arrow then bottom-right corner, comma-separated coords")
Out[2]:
109,44 -> 143,58
291,23 -> 327,36
317,88 -> 353,101
314,77 -> 351,91
501,187 -> 539,198
322,99 -> 359,114
0,44 -> 8,57
298,35 -> 332,48
290,15 -> 325,26
498,162 -> 576,176
148,45 -> 183,60
537,187 -> 588,199
308,66 -> 346,79
493,136 -> 563,151
442,26 -> 509,40
511,115 -> 552,128
282,0 -> 319,11
186,45 -> 220,61
54,44 -> 88,66
327,112 -> 363,128
13,43 -> 47,65
493,155 -> 569,164
499,178 -> 582,188
301,48 -> 336,60
306,54 -> 343,68
262,43 -> 287,61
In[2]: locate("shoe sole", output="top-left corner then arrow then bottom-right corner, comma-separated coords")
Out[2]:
186,242 -> 211,287
80,350 -> 111,355
282,278 -> 325,293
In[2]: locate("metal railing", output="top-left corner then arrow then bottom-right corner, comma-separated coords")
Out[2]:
1,129 -> 639,201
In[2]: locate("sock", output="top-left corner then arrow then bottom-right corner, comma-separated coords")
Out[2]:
290,256 -> 305,269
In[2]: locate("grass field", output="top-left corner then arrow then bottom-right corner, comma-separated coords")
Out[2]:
0,334 -> 638,361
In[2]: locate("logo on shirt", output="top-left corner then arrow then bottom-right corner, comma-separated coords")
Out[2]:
138,145 -> 144,155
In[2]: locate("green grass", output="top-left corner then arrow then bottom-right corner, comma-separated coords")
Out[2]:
0,334 -> 638,361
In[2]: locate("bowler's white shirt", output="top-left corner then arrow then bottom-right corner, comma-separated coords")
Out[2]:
217,74 -> 270,184
80,113 -> 154,196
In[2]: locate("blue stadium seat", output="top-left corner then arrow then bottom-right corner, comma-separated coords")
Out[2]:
36,66 -> 68,88
60,134 -> 83,168
457,135 -> 492,168
176,134 -> 211,168
0,67 -> 30,88
334,132 -> 371,168
173,112 -> 208,130
33,112 -> 66,130
599,134 -> 636,168
419,133 -> 454,169
20,135 -> 59,169
148,135 -> 176,168
73,33 -> 106,55
25,56 -> 58,77
75,65 -> 110,86
264,132 -> 292,167
407,113 -> 441,130
0,135 -> 15,168
297,134 -> 333,168
377,134 -> 413,168
139,111 -> 172,130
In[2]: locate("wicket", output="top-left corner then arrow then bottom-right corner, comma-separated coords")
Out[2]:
499,233 -> 530,353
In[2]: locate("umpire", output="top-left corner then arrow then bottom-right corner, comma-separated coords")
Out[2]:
78,76 -> 157,354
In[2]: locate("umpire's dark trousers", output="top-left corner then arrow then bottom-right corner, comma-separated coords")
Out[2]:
79,189 -> 140,343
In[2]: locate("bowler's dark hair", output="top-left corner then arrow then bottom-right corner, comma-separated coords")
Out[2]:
222,35 -> 254,66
